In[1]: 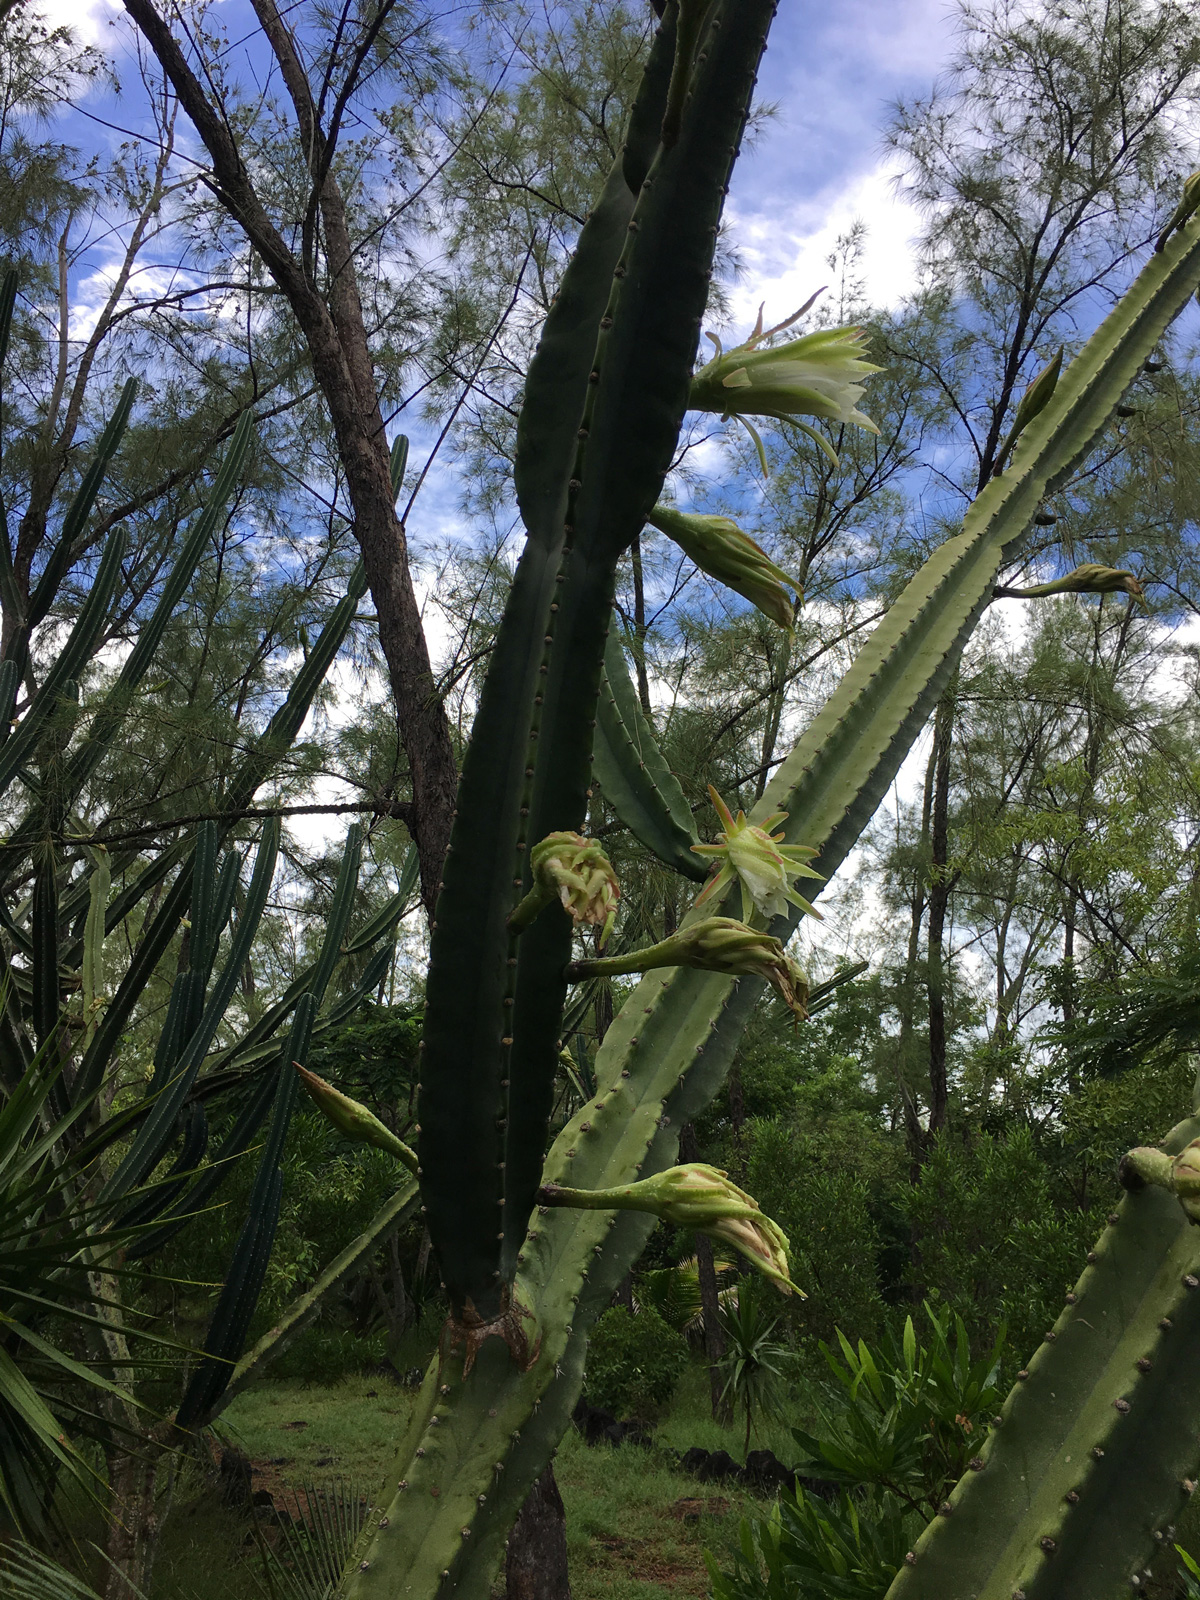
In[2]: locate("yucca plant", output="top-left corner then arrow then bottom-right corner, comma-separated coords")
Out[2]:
720,1287 -> 794,1459
284,4 -> 1200,1597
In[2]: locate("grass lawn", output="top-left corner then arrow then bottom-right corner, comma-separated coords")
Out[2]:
149,1360 -> 784,1600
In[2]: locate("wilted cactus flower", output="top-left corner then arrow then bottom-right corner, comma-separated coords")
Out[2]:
294,1064 -> 417,1173
648,504 -> 800,630
993,563 -> 1144,603
509,830 -> 619,943
692,786 -> 823,924
539,1164 -> 802,1295
566,915 -> 810,1023
691,311 -> 881,470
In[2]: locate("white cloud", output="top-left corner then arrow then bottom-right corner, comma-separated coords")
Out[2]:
725,163 -> 924,333
35,0 -> 116,48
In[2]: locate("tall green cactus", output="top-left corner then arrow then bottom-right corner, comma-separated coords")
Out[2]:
330,3 -> 1200,1594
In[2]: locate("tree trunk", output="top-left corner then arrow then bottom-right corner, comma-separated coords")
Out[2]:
695,1234 -> 728,1420
926,694 -> 955,1138
104,1442 -> 167,1600
680,1123 -> 727,1417
507,1463 -> 570,1600
123,0 -> 458,918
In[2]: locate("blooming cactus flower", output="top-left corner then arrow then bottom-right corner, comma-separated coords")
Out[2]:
691,312 -> 881,470
648,504 -> 800,630
510,831 -> 620,943
692,786 -> 823,924
539,1163 -> 802,1295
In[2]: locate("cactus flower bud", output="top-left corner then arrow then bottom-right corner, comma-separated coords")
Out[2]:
509,831 -> 620,943
539,1164 -> 802,1295
647,505 -> 800,630
992,347 -> 1063,474
993,563 -> 1144,603
1155,168 -> 1200,253
691,786 -> 823,924
691,317 -> 881,471
566,915 -> 809,1022
294,1064 -> 418,1173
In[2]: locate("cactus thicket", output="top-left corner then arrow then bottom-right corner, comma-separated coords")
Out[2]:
0,277 -> 427,1539
326,2 -> 1200,1596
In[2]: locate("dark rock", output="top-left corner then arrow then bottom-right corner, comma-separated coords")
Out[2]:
794,1471 -> 840,1502
680,1447 -> 711,1476
218,1447 -> 253,1510
698,1450 -> 741,1483
743,1450 -> 792,1492
572,1398 -> 621,1446
569,1397 -> 655,1449
251,1489 -> 275,1508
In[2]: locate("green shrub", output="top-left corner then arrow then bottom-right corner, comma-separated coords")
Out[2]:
584,1305 -> 687,1418
707,1486 -> 919,1600
708,1305 -> 1003,1600
902,1127 -> 1094,1360
744,1115 -> 891,1344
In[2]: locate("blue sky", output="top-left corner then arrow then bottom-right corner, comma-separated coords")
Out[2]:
39,0 -> 969,607
50,0 -> 963,322
727,0 -> 960,323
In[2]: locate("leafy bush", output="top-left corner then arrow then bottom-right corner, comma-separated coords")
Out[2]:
707,1487 -> 920,1600
584,1305 -> 687,1418
744,1114 -> 892,1344
720,1287 -> 793,1457
792,1304 -> 1005,1519
709,1306 -> 1005,1600
637,1254 -> 737,1336
1178,1544 -> 1200,1598
901,1128 -> 1093,1360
